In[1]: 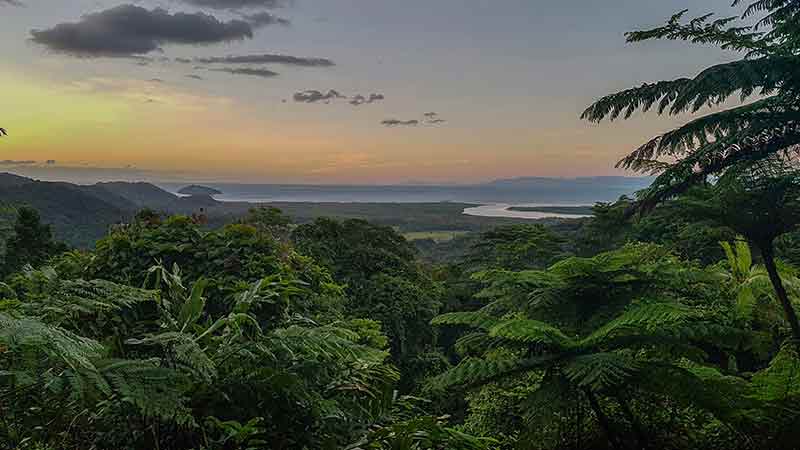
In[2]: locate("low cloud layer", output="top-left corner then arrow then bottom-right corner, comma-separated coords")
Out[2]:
293,89 -> 384,105
178,0 -> 291,10
350,93 -> 384,106
31,5 -> 253,57
0,0 -> 23,6
423,112 -> 446,124
381,119 -> 419,127
196,53 -> 334,67
382,112 -> 447,127
293,89 -> 345,103
212,67 -> 278,78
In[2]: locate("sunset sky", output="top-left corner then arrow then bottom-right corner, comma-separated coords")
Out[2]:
0,0 -> 739,184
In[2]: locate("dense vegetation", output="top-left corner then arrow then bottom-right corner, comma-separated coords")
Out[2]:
4,0 -> 800,449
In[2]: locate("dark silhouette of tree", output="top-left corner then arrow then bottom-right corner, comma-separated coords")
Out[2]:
3,207 -> 67,276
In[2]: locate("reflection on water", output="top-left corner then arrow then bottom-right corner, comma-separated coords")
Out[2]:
463,204 -> 592,219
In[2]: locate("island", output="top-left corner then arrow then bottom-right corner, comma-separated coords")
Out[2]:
178,185 -> 223,196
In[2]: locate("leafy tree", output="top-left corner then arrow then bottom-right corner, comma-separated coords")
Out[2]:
577,193 -> 737,263
466,224 -> 567,272
2,207 -> 67,276
240,206 -> 291,230
292,218 -> 445,389
292,218 -> 420,284
90,215 -> 344,322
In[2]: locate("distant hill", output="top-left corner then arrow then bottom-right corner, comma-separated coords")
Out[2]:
0,174 -> 129,247
97,181 -> 187,210
0,174 -> 219,248
480,176 -> 653,203
486,176 -> 653,190
0,172 -> 32,188
178,185 -> 223,196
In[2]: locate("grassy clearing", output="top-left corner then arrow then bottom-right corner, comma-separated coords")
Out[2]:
403,230 -> 471,242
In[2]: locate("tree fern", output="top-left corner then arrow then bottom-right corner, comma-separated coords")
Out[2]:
563,352 -> 642,391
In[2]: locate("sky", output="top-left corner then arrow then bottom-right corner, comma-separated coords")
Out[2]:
0,0 -> 742,184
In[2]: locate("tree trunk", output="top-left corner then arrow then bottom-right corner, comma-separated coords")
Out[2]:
584,389 -> 623,450
760,241 -> 800,341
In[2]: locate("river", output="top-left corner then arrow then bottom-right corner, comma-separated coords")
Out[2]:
462,204 -> 592,219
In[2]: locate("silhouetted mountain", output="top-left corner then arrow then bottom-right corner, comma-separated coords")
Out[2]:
178,185 -> 223,196
96,181 -> 187,210
0,173 -> 33,188
0,177 -> 129,247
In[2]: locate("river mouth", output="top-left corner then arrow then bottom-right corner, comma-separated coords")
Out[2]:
463,204 -> 593,219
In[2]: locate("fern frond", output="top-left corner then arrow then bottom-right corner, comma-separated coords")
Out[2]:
431,311 -> 500,330
751,343 -> 800,402
488,319 -> 574,348
428,355 -> 557,390
580,302 -> 705,348
581,79 -> 691,122
562,352 -> 641,391
98,358 -> 195,426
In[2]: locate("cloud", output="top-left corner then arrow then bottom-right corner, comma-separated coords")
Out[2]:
30,5 -> 254,57
186,74 -> 204,80
242,11 -> 290,27
212,67 -> 278,78
177,0 -> 291,10
382,112 -> 447,126
292,89 -> 384,105
150,78 -> 165,83
196,53 -> 334,67
381,119 -> 419,127
350,93 -> 384,106
175,57 -> 192,63
293,89 -> 345,103
0,0 -> 23,6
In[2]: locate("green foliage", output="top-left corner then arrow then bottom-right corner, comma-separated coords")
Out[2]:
578,191 -> 739,263
2,207 -> 67,277
466,224 -> 567,272
292,218 -> 444,391
90,214 -> 345,323
348,415 -> 497,450
431,243 -> 781,448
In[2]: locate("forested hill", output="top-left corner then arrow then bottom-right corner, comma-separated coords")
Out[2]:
0,173 -> 208,247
